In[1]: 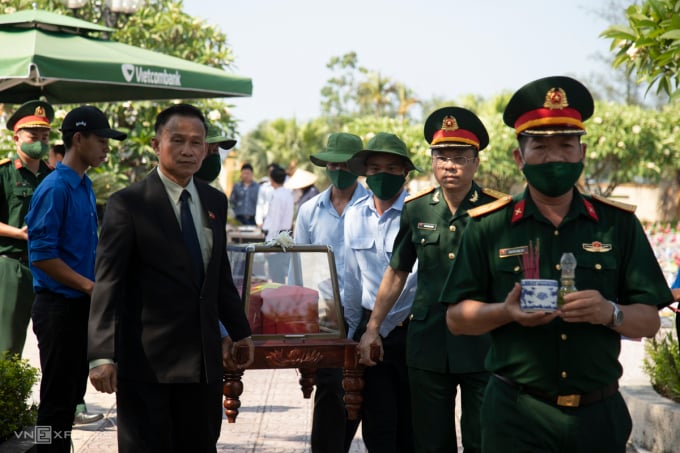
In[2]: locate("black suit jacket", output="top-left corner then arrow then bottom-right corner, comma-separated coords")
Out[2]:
88,170 -> 251,384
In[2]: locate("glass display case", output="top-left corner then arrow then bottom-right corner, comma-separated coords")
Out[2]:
228,244 -> 345,340
223,244 -> 375,423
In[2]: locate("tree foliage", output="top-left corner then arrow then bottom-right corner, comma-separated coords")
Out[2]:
601,0 -> 680,99
0,0 -> 243,200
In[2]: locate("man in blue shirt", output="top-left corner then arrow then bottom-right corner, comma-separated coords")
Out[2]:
230,163 -> 259,225
343,132 -> 419,452
26,106 -> 126,452
294,132 -> 368,453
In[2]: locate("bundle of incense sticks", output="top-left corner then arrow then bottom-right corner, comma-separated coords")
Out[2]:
520,239 -> 540,279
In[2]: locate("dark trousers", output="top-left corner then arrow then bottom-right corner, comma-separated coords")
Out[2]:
116,378 -> 223,453
236,214 -> 256,226
311,367 -> 359,453
0,256 -> 34,355
31,292 -> 90,453
353,313 -> 413,453
408,367 -> 488,453
481,374 -> 631,453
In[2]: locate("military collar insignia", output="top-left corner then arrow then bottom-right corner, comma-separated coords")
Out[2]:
545,88 -> 569,110
581,197 -> 599,221
469,190 -> 478,203
582,241 -> 612,253
13,158 -> 23,170
432,189 -> 440,203
417,222 -> 437,231
511,199 -> 526,223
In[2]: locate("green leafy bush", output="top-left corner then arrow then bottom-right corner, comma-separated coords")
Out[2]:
0,352 -> 39,441
643,330 -> 680,403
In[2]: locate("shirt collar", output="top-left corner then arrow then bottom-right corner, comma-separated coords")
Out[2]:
365,188 -> 407,215
56,162 -> 90,190
156,167 -> 199,205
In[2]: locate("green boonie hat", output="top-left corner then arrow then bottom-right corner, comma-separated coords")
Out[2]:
503,75 -> 594,137
309,132 -> 363,167
206,123 -> 236,150
424,106 -> 489,151
7,100 -> 54,132
347,132 -> 422,176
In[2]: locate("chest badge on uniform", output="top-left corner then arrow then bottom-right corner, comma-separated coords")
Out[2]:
582,241 -> 612,252
498,245 -> 529,258
417,222 -> 437,231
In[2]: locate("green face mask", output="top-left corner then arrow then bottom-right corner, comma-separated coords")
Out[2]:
325,168 -> 357,190
366,172 -> 405,200
521,161 -> 584,197
195,153 -> 222,182
20,141 -> 49,159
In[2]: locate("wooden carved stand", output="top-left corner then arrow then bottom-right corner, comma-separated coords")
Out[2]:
223,338 -> 372,423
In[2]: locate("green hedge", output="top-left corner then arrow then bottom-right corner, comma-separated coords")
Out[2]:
0,352 -> 39,441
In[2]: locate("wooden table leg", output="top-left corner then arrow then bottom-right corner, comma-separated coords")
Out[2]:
223,369 -> 244,423
298,367 -> 317,398
342,365 -> 364,420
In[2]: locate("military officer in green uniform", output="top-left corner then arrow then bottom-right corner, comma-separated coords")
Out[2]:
0,100 -> 54,355
441,76 -> 672,453
357,107 -> 507,452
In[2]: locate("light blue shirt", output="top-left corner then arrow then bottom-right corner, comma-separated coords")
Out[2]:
342,189 -> 417,339
294,183 -> 369,291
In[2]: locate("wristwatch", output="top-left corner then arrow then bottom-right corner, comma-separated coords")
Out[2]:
606,300 -> 624,328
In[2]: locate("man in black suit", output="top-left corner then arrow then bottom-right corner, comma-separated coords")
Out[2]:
88,104 -> 254,453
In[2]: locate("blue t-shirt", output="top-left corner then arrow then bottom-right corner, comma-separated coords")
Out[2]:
25,162 -> 98,298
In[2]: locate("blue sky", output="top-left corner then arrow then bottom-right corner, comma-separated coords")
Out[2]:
183,0 -> 617,133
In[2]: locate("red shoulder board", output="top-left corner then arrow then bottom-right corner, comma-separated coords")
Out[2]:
511,199 -> 526,223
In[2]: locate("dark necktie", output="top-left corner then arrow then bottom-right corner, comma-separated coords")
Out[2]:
180,190 -> 204,285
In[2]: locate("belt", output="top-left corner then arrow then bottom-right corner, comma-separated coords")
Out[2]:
493,373 -> 618,408
362,308 -> 409,328
1,252 -> 29,264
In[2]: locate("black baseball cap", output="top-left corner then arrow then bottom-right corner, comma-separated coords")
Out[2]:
60,106 -> 127,141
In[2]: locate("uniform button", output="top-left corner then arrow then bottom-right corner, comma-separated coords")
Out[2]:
449,225 -> 456,232
595,263 -> 602,270
421,238 -> 426,245
561,371 -> 567,379
409,314 -> 414,320
448,252 -> 455,260
561,334 -> 567,341
514,265 -> 520,272
554,230 -> 559,236
556,264 -> 561,271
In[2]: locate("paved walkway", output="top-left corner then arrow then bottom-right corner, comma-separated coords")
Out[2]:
21,321 -> 655,452
23,321 -> 373,453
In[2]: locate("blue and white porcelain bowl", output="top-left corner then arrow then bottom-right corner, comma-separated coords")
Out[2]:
520,279 -> 559,312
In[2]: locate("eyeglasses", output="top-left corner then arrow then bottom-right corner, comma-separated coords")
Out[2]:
433,155 -> 476,168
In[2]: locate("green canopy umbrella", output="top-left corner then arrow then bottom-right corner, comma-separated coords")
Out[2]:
0,9 -> 252,104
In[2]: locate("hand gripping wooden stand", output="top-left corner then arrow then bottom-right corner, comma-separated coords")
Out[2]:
222,244 -> 376,423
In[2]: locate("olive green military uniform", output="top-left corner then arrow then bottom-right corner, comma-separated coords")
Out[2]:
0,157 -> 52,355
391,181 -> 506,453
440,188 -> 673,452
